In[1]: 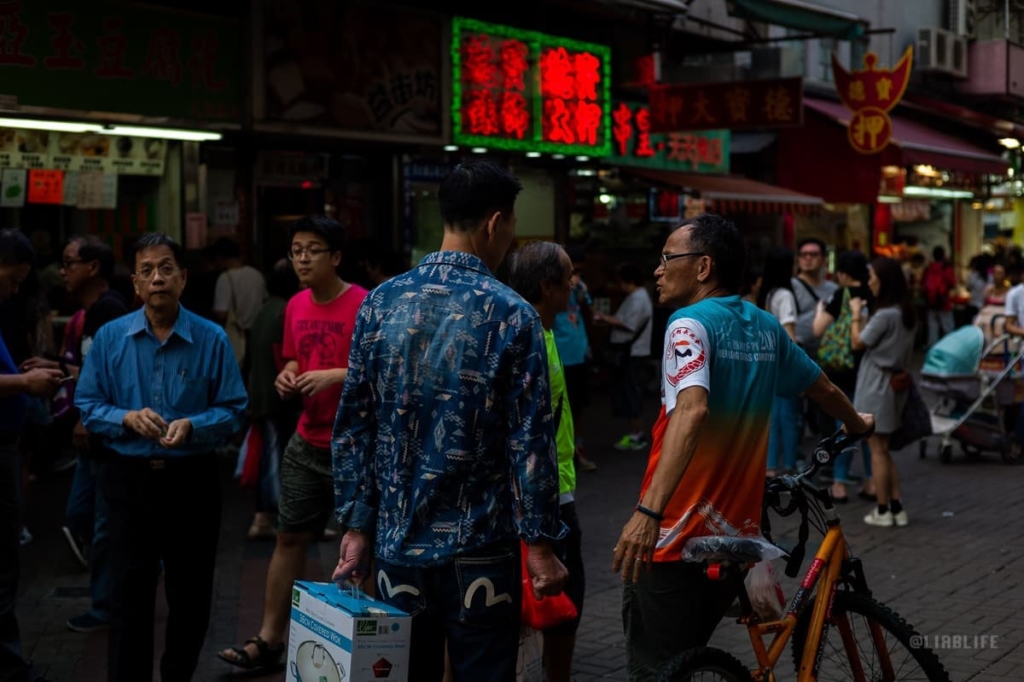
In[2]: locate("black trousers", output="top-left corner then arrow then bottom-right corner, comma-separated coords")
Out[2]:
98,453 -> 221,682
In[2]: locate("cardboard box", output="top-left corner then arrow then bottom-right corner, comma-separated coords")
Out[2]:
288,581 -> 410,682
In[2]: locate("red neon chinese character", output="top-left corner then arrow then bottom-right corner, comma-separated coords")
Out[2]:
612,103 -> 634,156
574,100 -> 602,146
544,98 -> 575,144
501,91 -> 529,139
0,1 -> 35,66
500,39 -> 528,91
466,90 -> 499,136
706,138 -> 723,166
95,17 -> 135,79
573,52 -> 600,100
186,33 -> 225,91
463,34 -> 496,87
636,54 -> 656,85
696,136 -> 711,165
667,133 -> 697,167
540,47 -> 574,99
144,27 -> 181,84
691,91 -> 715,124
634,107 -> 655,157
44,12 -> 84,69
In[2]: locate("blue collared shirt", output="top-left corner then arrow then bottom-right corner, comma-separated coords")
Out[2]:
333,251 -> 565,567
75,305 -> 248,457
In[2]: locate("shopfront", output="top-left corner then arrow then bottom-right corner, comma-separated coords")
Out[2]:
0,1 -> 238,266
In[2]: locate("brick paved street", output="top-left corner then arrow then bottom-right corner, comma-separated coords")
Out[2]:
14,389 -> 1024,681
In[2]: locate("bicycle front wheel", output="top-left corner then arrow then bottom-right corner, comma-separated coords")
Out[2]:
791,591 -> 950,681
657,646 -> 753,682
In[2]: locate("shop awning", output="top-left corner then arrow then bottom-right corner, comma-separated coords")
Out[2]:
805,98 -> 1010,176
726,0 -> 865,40
624,167 -> 823,214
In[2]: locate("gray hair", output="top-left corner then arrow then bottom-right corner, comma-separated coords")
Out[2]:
508,241 -> 567,304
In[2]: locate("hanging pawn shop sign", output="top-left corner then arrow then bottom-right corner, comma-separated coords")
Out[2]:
832,47 -> 912,154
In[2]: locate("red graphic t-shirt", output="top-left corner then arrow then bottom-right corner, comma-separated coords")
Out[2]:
282,284 -> 368,448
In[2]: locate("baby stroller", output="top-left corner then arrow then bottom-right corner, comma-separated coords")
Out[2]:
918,323 -> 1024,464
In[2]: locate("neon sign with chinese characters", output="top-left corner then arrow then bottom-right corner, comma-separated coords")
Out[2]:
612,101 -> 729,174
452,17 -> 611,155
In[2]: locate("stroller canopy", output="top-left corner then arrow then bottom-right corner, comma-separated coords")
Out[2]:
923,325 -> 985,376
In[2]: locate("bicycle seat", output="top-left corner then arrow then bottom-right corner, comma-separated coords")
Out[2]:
682,535 -> 783,565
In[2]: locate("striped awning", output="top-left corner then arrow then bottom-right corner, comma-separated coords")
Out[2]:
624,168 -> 824,215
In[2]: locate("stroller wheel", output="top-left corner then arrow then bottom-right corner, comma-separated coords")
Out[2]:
940,444 -> 953,463
1001,443 -> 1022,465
919,440 -> 927,460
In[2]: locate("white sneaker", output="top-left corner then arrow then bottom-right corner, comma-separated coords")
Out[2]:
863,509 -> 894,527
18,527 -> 32,546
892,509 -> 909,527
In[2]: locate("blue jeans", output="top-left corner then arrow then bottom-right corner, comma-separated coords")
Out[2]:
768,395 -> 802,472
927,310 -> 955,347
833,434 -> 872,485
65,452 -> 112,621
375,542 -> 521,682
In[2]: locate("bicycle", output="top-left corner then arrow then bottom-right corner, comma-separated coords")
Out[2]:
659,429 -> 950,681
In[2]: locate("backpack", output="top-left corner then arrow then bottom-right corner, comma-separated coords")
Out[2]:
923,263 -> 951,309
817,288 -> 855,372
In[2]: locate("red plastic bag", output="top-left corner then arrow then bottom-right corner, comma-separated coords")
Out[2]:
520,541 -> 578,630
239,422 -> 264,489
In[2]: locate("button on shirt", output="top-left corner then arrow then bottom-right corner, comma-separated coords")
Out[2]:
75,306 -> 248,457
333,251 -> 565,567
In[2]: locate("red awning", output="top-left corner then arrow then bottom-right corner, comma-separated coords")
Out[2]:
624,168 -> 823,214
804,98 -> 1010,175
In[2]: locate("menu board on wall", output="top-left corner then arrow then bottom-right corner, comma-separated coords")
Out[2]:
0,129 -> 167,176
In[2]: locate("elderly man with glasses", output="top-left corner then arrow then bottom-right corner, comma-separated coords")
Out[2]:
76,233 -> 248,682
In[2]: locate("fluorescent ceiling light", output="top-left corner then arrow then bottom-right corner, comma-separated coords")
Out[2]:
876,195 -> 902,204
576,155 -> 590,162
552,153 -> 566,160
443,145 -> 459,152
525,151 -> 542,158
0,117 -> 101,133
100,125 -> 222,141
471,147 -> 488,154
999,137 -> 1020,149
902,186 -> 974,199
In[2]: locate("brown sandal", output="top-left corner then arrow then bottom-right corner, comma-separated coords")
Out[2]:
246,523 -> 276,541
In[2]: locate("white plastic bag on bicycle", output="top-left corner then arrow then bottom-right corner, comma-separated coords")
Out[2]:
745,560 -> 785,621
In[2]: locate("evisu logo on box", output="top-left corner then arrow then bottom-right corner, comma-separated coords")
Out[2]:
372,657 -> 393,678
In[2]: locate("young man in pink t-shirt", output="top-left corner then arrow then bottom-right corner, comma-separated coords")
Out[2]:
219,216 -> 367,671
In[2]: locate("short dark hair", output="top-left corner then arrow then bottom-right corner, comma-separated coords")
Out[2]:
133,233 -> 184,268
615,262 -> 645,286
213,236 -> 242,260
70,235 -> 115,281
683,213 -> 746,294
0,229 -> 34,267
797,237 -> 827,255
439,162 -> 523,232
289,215 -> 346,253
932,245 -> 946,262
508,242 -> 566,304
835,250 -> 869,283
757,247 -> 794,311
267,258 -> 299,299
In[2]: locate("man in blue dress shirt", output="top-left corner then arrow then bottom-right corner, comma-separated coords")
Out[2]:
76,233 -> 248,682
332,162 -> 567,681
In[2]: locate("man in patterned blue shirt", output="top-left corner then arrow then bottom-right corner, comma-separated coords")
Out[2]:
76,234 -> 248,682
332,162 -> 567,681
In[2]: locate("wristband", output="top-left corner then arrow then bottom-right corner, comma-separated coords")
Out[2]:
635,504 -> 664,522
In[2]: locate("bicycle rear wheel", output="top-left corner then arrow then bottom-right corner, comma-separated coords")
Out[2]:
791,591 -> 950,681
657,646 -> 753,682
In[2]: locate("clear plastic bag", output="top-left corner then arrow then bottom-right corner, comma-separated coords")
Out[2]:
745,560 -> 786,621
681,534 -> 786,564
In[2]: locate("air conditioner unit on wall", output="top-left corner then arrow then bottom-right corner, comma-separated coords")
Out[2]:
918,27 -> 968,78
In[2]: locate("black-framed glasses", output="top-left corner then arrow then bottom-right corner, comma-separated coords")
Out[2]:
61,259 -> 84,269
288,246 -> 331,260
798,250 -> 823,258
136,264 -> 179,280
659,251 -> 705,268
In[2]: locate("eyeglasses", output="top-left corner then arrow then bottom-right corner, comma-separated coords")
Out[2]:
659,252 -> 705,268
288,247 -> 331,260
799,251 -> 823,258
61,259 -> 84,269
136,264 -> 178,279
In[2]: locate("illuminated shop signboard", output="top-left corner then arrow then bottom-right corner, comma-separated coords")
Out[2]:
612,101 -> 729,174
451,17 -> 611,156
